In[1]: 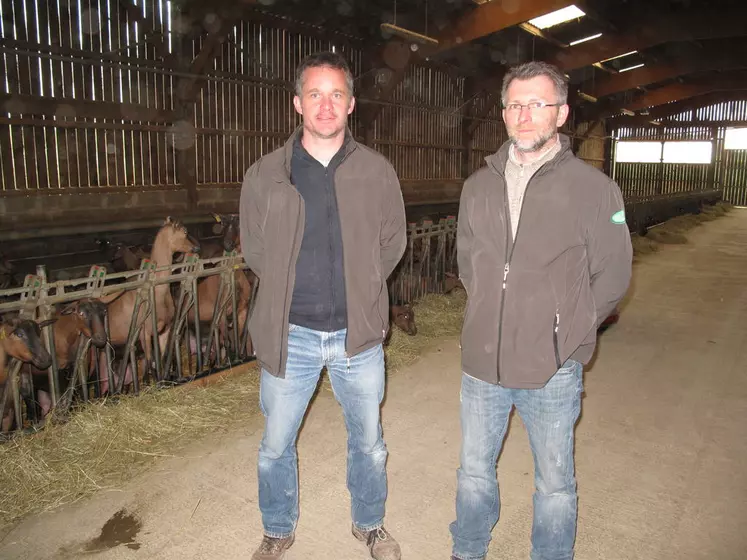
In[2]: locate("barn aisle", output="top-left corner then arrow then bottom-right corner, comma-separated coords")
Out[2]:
1,211 -> 747,560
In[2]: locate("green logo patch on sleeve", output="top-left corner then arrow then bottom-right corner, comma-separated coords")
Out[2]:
611,210 -> 626,224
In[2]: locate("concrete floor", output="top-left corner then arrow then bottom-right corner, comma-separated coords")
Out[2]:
1,211 -> 746,559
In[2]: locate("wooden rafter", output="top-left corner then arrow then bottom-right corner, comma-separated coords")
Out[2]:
609,90 -> 747,127
578,42 -> 747,99
595,75 -> 747,120
551,6 -> 747,71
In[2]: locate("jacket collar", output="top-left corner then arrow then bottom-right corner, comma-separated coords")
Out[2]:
273,124 -> 357,182
486,132 -> 573,176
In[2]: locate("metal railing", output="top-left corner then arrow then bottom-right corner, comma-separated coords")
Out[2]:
0,252 -> 257,435
0,219 -> 463,435
389,217 -> 458,305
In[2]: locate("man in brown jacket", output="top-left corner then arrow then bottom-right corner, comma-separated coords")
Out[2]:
449,62 -> 632,560
239,52 -> 406,560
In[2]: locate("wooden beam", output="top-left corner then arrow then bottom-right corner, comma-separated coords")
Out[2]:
551,7 -> 747,71
579,44 -> 747,98
467,78 -> 506,136
434,0 -> 572,53
608,91 -> 747,127
175,8 -> 244,103
0,93 -> 175,122
356,0 -> 563,125
598,76 -> 747,119
461,77 -> 480,178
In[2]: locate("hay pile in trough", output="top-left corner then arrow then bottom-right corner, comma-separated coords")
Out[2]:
0,291 -> 467,525
633,201 -> 734,258
631,234 -> 659,257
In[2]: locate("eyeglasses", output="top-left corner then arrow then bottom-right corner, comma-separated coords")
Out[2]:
504,102 -> 561,113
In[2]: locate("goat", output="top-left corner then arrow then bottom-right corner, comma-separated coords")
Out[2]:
1,315 -> 53,432
201,214 -> 240,260
27,299 -> 108,418
187,241 -> 255,363
100,217 -> 199,387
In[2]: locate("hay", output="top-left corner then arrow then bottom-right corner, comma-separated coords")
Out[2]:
699,201 -> 733,220
0,363 -> 260,524
631,234 -> 659,257
384,291 -> 466,373
661,214 -> 702,233
0,291 -> 468,525
631,202 -> 733,261
645,228 -> 689,244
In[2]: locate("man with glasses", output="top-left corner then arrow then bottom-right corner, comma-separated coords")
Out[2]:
449,61 -> 632,560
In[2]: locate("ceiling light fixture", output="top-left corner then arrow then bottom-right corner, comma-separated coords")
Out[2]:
569,32 -> 602,46
599,50 -> 638,63
528,5 -> 585,29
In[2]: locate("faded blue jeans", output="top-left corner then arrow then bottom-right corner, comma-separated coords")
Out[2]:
450,360 -> 584,560
257,324 -> 388,538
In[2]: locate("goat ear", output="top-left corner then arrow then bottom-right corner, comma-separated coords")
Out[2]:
38,318 -> 57,328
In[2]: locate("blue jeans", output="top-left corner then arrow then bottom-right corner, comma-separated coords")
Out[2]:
257,324 -> 388,538
450,360 -> 584,560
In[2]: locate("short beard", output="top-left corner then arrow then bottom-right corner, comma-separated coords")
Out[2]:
510,129 -> 556,154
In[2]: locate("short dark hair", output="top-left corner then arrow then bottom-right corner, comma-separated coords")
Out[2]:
501,61 -> 569,106
294,51 -> 354,97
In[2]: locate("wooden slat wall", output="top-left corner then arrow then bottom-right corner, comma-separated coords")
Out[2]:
372,64 -> 464,180
470,101 -> 505,174
0,0 -> 176,194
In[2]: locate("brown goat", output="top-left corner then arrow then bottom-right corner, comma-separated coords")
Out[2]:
101,217 -> 199,386
1,316 -> 53,432
26,299 -> 108,417
201,214 -> 240,260
187,263 -> 255,359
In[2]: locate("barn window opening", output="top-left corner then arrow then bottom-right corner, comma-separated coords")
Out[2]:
662,141 -> 712,164
724,128 -> 747,150
615,141 -> 662,163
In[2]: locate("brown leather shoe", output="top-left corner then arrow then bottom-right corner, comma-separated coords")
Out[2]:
251,534 -> 295,560
352,525 -> 401,560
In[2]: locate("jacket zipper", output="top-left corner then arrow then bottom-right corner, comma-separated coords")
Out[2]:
326,165 -> 336,333
494,158 -> 555,384
329,146 -> 358,356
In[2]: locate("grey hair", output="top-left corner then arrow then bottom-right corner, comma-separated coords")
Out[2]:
294,51 -> 354,98
501,61 -> 569,106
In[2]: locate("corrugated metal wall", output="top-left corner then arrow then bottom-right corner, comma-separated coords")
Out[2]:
611,100 -> 747,205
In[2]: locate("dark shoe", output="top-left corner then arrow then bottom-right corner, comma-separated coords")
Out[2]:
352,525 -> 402,560
251,534 -> 295,560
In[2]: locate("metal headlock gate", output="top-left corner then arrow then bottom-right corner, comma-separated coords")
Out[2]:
389,217 -> 458,305
0,251 -> 257,435
0,220 -> 460,436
